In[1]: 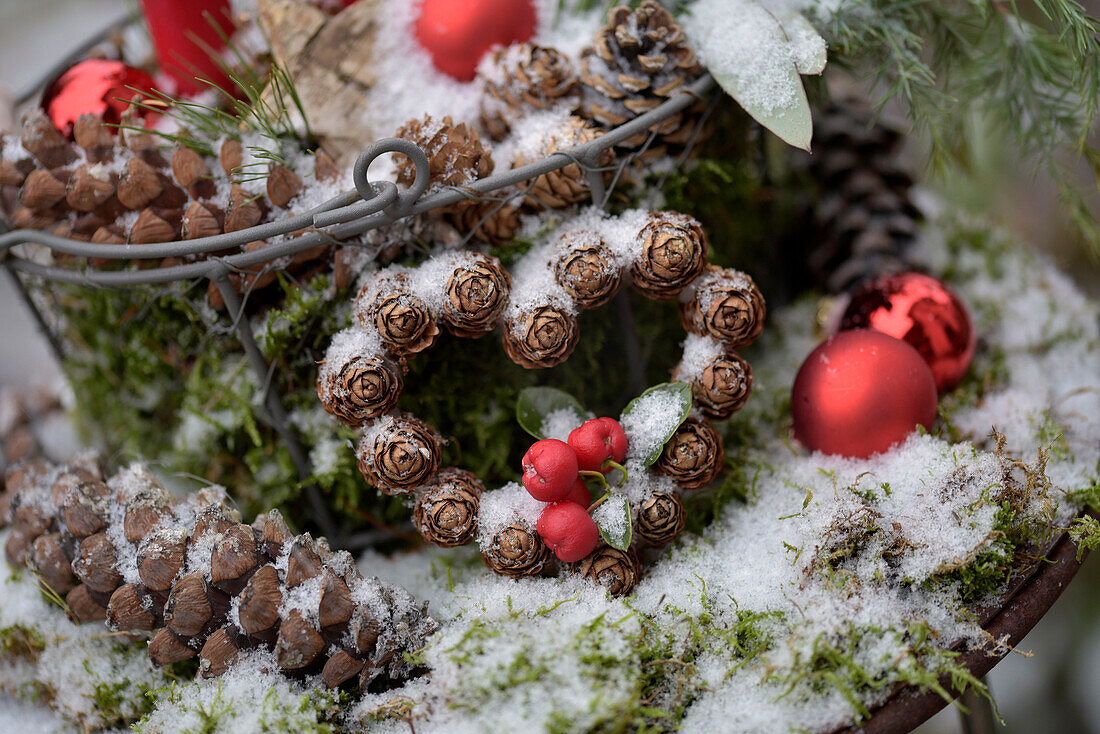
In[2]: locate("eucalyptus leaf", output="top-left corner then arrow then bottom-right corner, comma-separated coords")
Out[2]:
593,494 -> 632,551
515,387 -> 589,440
620,382 -> 693,467
775,10 -> 827,75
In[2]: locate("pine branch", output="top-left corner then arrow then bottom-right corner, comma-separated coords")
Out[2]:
816,0 -> 1100,255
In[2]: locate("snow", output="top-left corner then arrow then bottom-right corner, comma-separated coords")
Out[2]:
619,388 -> 687,465
541,407 -> 583,442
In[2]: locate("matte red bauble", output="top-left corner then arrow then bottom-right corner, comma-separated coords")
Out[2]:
414,0 -> 537,81
41,60 -> 158,139
840,272 -> 974,392
792,330 -> 938,459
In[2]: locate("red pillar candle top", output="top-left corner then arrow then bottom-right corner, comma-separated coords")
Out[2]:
140,0 -> 234,96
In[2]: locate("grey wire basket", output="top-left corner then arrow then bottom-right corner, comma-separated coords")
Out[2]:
0,23 -> 716,542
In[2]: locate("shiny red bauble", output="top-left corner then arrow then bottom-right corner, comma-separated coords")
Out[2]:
41,60 -> 158,139
792,330 -> 938,459
414,0 -> 537,81
840,272 -> 974,392
537,502 -> 600,562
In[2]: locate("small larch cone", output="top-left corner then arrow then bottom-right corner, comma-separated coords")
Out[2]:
356,274 -> 440,356
316,330 -> 404,427
482,521 -> 552,579
21,109 -> 77,169
502,305 -> 580,369
631,212 -> 709,300
552,230 -> 622,309
479,43 -> 580,140
394,115 -> 494,200
512,117 -> 613,210
441,254 -> 512,338
676,352 -> 753,421
636,491 -> 686,547
654,417 -> 724,489
413,468 -> 483,547
356,415 -> 443,495
578,1 -> 704,156
679,266 -> 766,348
574,546 -> 640,597
3,460 -> 439,693
449,197 -> 522,247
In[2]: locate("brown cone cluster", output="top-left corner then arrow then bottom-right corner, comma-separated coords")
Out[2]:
481,521 -> 552,579
573,546 -> 640,597
631,212 -> 709,300
635,491 -> 686,547
0,111 -> 340,309
316,332 -> 404,428
675,351 -> 753,421
552,230 -> 622,309
413,468 -> 483,547
502,305 -> 580,369
809,97 -> 922,293
479,44 -> 581,141
355,272 -> 441,356
578,1 -> 704,157
512,117 -> 614,211
356,415 -> 443,496
654,417 -> 724,489
679,266 -> 766,348
442,253 -> 512,338
0,459 -> 437,692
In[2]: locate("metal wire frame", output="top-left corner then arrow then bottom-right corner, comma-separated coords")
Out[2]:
0,73 -> 716,543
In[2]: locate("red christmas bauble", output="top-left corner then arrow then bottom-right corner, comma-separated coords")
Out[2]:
41,59 -> 158,140
792,330 -> 938,459
840,272 -> 974,392
414,0 -> 537,81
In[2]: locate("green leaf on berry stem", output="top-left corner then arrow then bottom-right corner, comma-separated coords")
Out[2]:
593,493 -> 632,551
515,386 -> 590,440
620,382 -> 693,468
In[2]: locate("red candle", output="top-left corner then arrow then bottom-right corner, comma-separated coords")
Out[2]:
140,0 -> 234,96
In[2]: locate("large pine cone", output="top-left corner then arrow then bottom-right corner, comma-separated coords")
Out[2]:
479,43 -> 581,141
578,1 -> 704,156
809,97 -> 922,293
0,459 -> 437,693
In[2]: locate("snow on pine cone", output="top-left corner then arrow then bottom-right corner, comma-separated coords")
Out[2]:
0,456 -> 438,693
0,111 -> 340,308
808,96 -> 923,293
578,1 -> 704,157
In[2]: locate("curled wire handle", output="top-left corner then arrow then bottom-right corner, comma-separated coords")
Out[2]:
312,181 -> 399,229
353,137 -> 430,214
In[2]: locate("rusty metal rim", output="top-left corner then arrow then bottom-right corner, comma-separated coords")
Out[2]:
830,509 -> 1095,734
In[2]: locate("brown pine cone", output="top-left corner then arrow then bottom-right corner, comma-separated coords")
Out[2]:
512,117 -> 614,210
636,491 -> 686,546
317,330 -> 403,427
482,521 -> 552,579
357,415 -> 443,495
413,468 -> 483,547
552,230 -> 622,309
653,417 -> 724,489
355,272 -> 440,356
449,196 -> 522,246
2,460 -> 438,693
479,43 -> 580,140
441,254 -> 512,338
394,116 -> 493,203
675,352 -> 753,421
574,546 -> 640,597
502,305 -> 580,369
679,266 -> 766,348
578,1 -> 704,156
631,212 -> 708,300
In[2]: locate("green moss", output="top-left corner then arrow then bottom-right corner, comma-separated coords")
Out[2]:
0,624 -> 45,662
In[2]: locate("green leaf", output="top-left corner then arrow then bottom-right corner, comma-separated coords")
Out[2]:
775,10 -> 827,75
515,387 -> 589,440
620,382 -> 693,468
594,494 -> 632,551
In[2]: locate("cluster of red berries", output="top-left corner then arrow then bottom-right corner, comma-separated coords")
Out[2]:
521,418 -> 629,563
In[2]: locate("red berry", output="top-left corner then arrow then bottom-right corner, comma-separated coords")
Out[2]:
564,477 -> 592,508
521,439 -> 579,502
568,418 -> 629,473
536,502 -> 600,562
